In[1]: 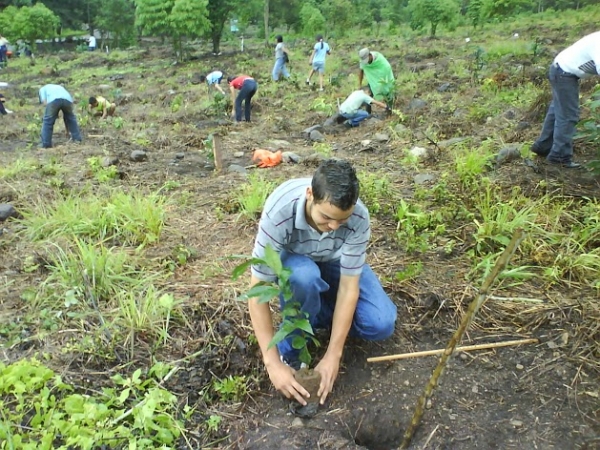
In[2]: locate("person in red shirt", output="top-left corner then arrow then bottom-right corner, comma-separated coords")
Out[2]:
227,75 -> 258,122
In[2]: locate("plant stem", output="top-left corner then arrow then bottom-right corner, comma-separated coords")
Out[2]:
400,228 -> 525,449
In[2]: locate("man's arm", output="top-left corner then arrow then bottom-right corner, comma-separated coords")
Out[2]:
215,83 -> 225,95
314,273 -> 360,404
248,274 -> 310,404
229,85 -> 236,117
101,102 -> 108,119
371,99 -> 388,109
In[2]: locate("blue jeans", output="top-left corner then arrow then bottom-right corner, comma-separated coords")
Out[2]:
534,63 -> 580,163
41,99 -> 82,148
276,252 -> 397,363
341,110 -> 370,127
272,57 -> 290,81
235,79 -> 258,122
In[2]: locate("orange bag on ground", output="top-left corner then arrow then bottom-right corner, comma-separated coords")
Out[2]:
252,149 -> 283,168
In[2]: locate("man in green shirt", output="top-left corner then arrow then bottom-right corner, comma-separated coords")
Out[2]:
358,48 -> 395,112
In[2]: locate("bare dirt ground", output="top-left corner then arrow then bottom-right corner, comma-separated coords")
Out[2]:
1,23 -> 600,450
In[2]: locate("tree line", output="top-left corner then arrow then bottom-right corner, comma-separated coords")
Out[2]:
0,0 -> 594,55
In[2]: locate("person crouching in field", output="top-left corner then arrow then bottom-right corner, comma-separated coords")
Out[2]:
88,96 -> 116,119
339,86 -> 388,128
306,34 -> 331,91
228,75 -> 258,122
199,70 -> 226,95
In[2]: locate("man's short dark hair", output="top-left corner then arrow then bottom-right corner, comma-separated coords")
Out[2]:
312,159 -> 359,211
276,35 -> 283,43
199,75 -> 206,83
227,75 -> 235,83
88,96 -> 97,105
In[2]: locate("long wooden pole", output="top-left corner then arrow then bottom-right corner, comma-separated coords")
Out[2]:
367,338 -> 538,363
400,228 -> 525,450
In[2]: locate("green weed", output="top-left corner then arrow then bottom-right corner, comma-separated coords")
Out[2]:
234,173 -> 277,220
212,375 -> 248,402
0,158 -> 38,180
87,156 -> 119,182
358,171 -> 394,215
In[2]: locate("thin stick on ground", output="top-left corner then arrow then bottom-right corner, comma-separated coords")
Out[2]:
400,228 -> 526,450
367,338 -> 538,363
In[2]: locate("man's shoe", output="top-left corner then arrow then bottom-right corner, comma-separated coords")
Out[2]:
546,159 -> 582,169
531,145 -> 549,157
305,79 -> 310,85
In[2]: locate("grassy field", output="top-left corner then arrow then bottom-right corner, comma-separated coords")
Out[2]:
0,7 -> 599,450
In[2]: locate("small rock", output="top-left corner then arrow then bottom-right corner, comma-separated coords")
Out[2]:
227,164 -> 247,175
504,109 -> 516,120
437,82 -> 453,92
472,385 -> 479,394
510,419 -> 523,428
496,145 -> 522,164
98,84 -> 111,91
516,364 -> 524,370
233,151 -> 244,158
0,204 -> 17,221
426,399 -> 433,409
516,121 -> 531,131
130,150 -> 147,162
309,130 -> 325,142
438,137 -> 468,149
302,125 -> 323,139
394,124 -> 408,134
109,74 -> 125,81
323,113 -> 344,127
175,152 -> 185,160
282,151 -> 302,164
409,146 -> 429,159
291,417 -> 304,428
459,353 -> 468,360
361,140 -> 372,147
374,133 -> 390,142
168,89 -> 177,95
403,380 -> 410,387
408,98 -> 427,111
102,156 -> 119,167
267,139 -> 292,148
414,173 -> 436,184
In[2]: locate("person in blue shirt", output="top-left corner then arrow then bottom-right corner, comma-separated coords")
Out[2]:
199,70 -> 226,95
306,35 -> 331,92
38,84 -> 82,148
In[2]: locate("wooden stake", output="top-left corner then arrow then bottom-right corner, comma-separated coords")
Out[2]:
400,228 -> 525,450
212,133 -> 223,172
367,338 -> 538,363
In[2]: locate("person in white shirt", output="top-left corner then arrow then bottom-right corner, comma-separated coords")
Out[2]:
88,35 -> 97,51
531,31 -> 600,169
338,86 -> 388,128
199,70 -> 225,95
306,34 -> 331,91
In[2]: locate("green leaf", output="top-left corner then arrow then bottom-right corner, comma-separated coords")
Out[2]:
295,319 -> 314,335
299,346 -> 312,366
263,244 -> 283,274
238,284 -> 280,303
291,335 -> 306,350
269,328 -> 290,348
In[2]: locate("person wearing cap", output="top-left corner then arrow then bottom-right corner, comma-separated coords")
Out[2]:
199,70 -> 226,95
272,35 -> 291,81
228,74 -> 258,122
531,31 -> 600,169
339,86 -> 388,128
38,84 -> 82,148
306,34 -> 331,91
357,48 -> 394,110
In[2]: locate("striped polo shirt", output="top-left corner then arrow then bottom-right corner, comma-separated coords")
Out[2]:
251,178 -> 371,282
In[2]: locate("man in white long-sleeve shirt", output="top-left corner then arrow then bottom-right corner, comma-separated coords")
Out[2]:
532,31 -> 600,168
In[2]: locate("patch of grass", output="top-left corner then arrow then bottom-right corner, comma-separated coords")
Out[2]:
87,156 -> 119,182
212,375 -> 248,402
0,158 -> 38,180
234,172 -> 277,220
358,171 -> 394,215
312,142 -> 332,157
453,140 -> 495,189
20,188 -> 167,246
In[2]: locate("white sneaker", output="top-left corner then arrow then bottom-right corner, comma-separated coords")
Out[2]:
280,354 -> 308,370
5,109 -> 13,114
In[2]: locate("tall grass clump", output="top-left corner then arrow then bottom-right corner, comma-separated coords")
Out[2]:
20,188 -> 167,246
234,172 -> 277,219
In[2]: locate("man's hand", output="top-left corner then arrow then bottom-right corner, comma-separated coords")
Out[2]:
314,354 -> 340,404
266,359 -> 310,405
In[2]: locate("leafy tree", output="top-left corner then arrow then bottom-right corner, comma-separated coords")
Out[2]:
134,0 -> 210,57
321,0 -> 353,37
3,3 -> 60,51
96,0 -> 136,47
299,1 -> 325,37
480,0 -> 529,18
467,0 -> 485,28
408,0 -> 459,37
206,0 -> 235,54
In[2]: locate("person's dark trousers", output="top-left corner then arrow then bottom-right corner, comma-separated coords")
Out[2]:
235,79 -> 258,122
0,46 -> 7,66
533,63 -> 580,163
41,98 -> 82,148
